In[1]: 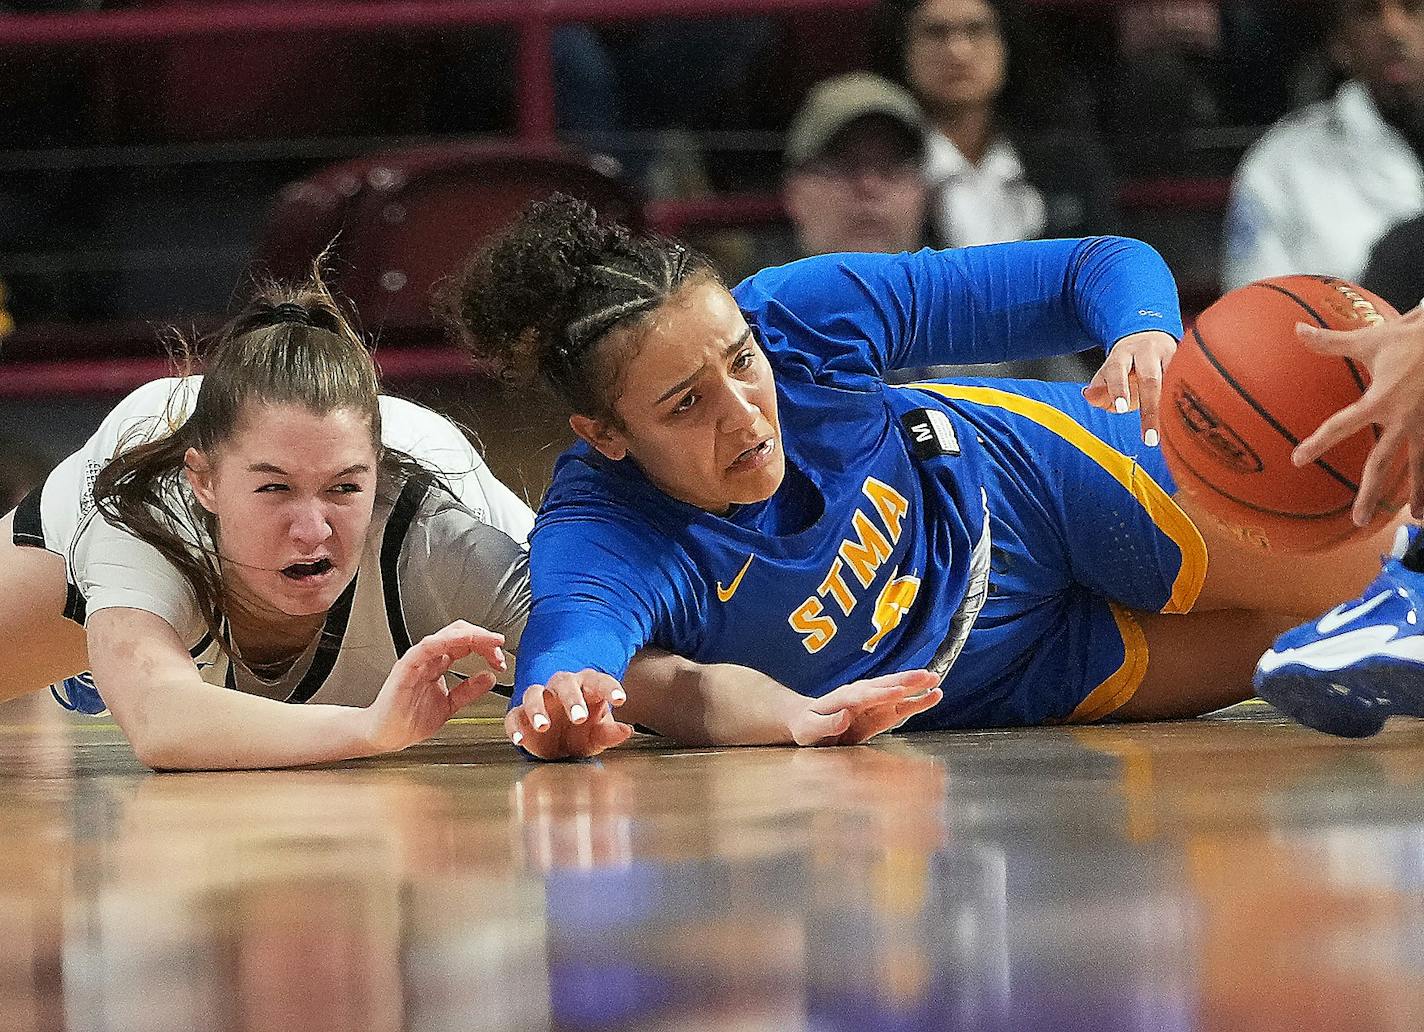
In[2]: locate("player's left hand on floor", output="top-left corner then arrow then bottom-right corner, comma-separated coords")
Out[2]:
789,669 -> 943,747
366,621 -> 506,752
507,669 -> 634,761
1083,329 -> 1178,448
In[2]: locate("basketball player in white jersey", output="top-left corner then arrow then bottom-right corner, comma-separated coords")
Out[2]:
0,278 -> 537,770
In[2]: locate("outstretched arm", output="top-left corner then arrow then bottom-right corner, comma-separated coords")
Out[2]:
1292,305 -> 1424,524
505,649 -> 943,760
737,238 -> 1182,443
89,609 -> 503,771
621,652 -> 943,747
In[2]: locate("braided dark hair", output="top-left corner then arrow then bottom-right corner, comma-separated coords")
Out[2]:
444,194 -> 720,424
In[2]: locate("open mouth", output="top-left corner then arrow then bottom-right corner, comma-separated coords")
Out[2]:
730,439 -> 774,471
281,557 -> 335,582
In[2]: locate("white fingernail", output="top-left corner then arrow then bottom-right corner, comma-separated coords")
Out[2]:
512,731 -> 524,746
1114,397 -> 1129,414
570,704 -> 588,723
494,647 -> 506,669
532,714 -> 551,732
1144,428 -> 1159,448
611,688 -> 626,705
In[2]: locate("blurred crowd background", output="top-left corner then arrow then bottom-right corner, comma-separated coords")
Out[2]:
1,0 -> 1420,504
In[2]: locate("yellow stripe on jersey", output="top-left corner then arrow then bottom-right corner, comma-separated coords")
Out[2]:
906,382 -> 1207,615
1065,602 -> 1149,723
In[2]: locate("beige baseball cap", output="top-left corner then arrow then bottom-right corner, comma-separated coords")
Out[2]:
784,72 -> 929,169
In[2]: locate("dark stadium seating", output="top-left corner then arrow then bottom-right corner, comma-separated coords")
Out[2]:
268,141 -> 642,331
0,0 -> 1256,399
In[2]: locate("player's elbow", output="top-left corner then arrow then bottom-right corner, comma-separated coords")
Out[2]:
126,723 -> 190,772
107,689 -> 194,772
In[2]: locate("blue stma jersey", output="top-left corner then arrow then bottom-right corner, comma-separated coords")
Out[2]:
515,239 -> 1192,727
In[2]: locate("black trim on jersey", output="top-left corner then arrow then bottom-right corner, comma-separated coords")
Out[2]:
190,633 -> 213,660
12,486 -> 45,547
16,486 -> 91,626
285,573 -> 360,704
381,474 -> 432,660
64,583 -> 87,626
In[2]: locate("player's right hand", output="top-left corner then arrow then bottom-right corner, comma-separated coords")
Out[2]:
1292,305 -> 1424,524
506,670 -> 634,760
787,669 -> 943,746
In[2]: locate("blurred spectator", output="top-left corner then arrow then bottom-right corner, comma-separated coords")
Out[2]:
762,74 -> 1093,381
769,73 -> 931,266
879,0 -> 1122,249
1362,212 -> 1424,314
1222,0 -> 1424,290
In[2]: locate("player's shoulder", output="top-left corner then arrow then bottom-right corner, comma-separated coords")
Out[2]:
377,395 -> 479,471
734,250 -> 904,305
102,376 -> 198,426
397,481 -> 527,570
538,447 -> 680,544
377,394 -> 464,444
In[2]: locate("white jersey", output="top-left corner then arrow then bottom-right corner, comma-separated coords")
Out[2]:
15,377 -> 534,706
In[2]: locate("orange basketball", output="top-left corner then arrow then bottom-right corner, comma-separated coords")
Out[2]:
1161,275 -> 1405,554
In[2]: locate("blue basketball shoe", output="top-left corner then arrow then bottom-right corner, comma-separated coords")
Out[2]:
50,671 -> 108,716
1254,525 -> 1424,737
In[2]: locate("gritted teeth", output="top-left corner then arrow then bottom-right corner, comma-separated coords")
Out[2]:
734,440 -> 770,466
282,557 -> 333,579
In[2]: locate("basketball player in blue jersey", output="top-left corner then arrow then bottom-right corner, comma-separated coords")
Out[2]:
447,195 -> 1408,759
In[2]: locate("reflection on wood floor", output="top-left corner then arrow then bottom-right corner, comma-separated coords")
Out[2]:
4,693 -> 1424,1032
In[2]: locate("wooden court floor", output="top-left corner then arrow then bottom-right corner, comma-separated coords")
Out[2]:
4,694 -> 1424,1032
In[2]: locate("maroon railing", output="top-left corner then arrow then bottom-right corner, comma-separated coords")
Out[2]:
0,0 -> 1223,398
0,0 -> 1142,139
0,0 -> 889,141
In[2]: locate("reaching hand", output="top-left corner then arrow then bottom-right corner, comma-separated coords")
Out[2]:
1083,329 -> 1178,447
365,621 -> 505,753
506,669 -> 634,760
787,669 -> 944,746
1292,307 -> 1424,525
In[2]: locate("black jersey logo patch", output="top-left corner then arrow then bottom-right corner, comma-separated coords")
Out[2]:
902,408 -> 960,460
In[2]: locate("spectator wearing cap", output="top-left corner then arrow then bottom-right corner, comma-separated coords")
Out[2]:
766,69 -> 1093,381
1223,0 -> 1424,290
779,72 -> 932,259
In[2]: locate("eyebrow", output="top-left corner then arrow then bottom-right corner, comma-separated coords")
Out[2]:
654,328 -> 753,405
247,463 -> 372,478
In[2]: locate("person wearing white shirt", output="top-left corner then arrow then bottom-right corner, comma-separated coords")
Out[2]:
884,0 -> 1122,250
1222,0 -> 1424,290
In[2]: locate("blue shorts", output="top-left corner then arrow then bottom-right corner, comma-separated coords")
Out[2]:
900,378 -> 1207,729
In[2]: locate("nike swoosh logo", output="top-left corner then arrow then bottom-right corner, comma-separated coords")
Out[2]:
716,555 -> 756,603
1317,591 -> 1394,635
1258,623 -> 1424,674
